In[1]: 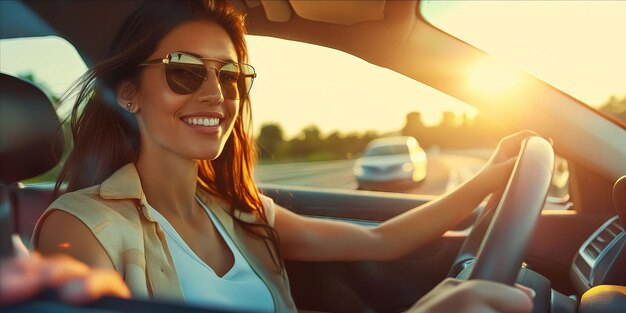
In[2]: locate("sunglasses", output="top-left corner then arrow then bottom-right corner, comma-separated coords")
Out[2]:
139,52 -> 256,100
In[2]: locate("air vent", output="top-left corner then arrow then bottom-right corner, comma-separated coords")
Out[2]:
574,255 -> 591,281
573,216 -> 625,294
583,221 -> 622,260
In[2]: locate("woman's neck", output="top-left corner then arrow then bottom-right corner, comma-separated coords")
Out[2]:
135,149 -> 200,219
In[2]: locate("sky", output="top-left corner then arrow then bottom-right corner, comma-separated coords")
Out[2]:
1,1 -> 624,138
421,0 -> 626,107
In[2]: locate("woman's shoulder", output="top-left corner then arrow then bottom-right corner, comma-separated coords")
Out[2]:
49,185 -> 141,226
51,163 -> 143,212
33,184 -> 144,271
51,184 -> 100,206
232,193 -> 277,226
258,194 -> 277,226
35,184 -> 143,250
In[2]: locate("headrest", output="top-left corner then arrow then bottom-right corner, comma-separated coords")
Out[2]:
0,73 -> 64,184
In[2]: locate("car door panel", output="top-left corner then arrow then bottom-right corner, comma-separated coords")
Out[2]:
527,211 -> 613,295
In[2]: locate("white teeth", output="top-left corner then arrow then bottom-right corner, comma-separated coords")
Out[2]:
208,118 -> 219,126
185,117 -> 220,127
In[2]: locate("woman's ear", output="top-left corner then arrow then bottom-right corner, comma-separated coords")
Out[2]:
116,80 -> 139,113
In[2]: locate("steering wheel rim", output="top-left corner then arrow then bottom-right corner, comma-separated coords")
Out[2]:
447,188 -> 502,277
455,136 -> 554,285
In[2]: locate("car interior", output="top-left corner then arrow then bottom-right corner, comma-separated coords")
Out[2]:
1,1 -> 625,312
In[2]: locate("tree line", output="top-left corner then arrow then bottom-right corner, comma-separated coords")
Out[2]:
257,95 -> 626,162
255,111 -> 515,162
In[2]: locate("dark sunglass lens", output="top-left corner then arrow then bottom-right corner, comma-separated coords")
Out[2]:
240,64 -> 255,98
165,54 -> 206,94
221,63 -> 255,99
219,65 -> 240,99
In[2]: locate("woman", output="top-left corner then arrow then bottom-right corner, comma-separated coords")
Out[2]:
32,0 -> 533,312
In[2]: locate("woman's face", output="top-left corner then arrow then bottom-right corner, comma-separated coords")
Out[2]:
131,20 -> 240,162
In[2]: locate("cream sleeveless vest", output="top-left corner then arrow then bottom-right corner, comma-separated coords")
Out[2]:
32,163 -> 297,312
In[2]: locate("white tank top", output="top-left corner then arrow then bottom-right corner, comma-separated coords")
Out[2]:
145,197 -> 275,312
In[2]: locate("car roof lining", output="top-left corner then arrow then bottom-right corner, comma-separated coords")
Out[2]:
15,0 -> 138,65
243,0 -> 386,25
11,0 -> 395,66
243,0 -> 417,67
0,1 -> 55,39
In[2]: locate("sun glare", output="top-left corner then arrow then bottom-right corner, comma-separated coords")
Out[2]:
422,1 -> 626,107
468,58 -> 523,96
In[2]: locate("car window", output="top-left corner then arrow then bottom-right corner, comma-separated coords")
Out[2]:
247,35 -> 570,204
0,36 -> 87,112
418,1 -> 626,205
365,145 -> 409,157
0,36 -> 86,183
0,35 -> 571,207
420,1 -> 626,120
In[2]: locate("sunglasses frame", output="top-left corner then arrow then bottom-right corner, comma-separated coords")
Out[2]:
139,52 -> 256,99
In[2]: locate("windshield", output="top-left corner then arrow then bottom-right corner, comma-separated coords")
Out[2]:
420,1 -> 626,118
365,145 -> 409,157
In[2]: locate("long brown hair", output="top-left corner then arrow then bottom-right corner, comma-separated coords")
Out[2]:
55,0 -> 285,273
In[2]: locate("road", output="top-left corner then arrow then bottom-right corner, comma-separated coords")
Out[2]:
254,149 -> 491,196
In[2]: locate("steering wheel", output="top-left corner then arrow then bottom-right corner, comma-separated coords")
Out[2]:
450,136 -> 554,285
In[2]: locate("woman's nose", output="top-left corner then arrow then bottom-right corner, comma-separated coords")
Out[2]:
197,68 -> 224,104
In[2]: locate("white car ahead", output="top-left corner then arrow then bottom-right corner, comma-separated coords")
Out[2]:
353,136 -> 427,190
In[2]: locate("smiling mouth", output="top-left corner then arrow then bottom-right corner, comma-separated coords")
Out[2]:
183,117 -> 221,127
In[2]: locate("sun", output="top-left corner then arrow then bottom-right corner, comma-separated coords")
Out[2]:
468,57 -> 524,97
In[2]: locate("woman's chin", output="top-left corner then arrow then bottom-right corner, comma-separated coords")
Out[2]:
189,149 -> 223,161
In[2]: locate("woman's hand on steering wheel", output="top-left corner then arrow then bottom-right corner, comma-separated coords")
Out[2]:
475,130 -> 544,193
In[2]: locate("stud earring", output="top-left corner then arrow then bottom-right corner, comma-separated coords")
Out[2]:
126,102 -> 138,113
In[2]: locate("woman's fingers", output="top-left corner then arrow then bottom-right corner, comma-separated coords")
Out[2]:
497,131 -> 538,159
0,254 -> 44,306
490,130 -> 547,165
0,254 -> 130,307
59,268 -> 131,304
515,283 -> 536,300
407,278 -> 533,313
465,280 -> 533,313
39,254 -> 90,288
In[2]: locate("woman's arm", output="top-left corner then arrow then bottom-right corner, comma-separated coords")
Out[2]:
275,170 -> 492,261
275,131 -> 536,262
36,211 -> 115,270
